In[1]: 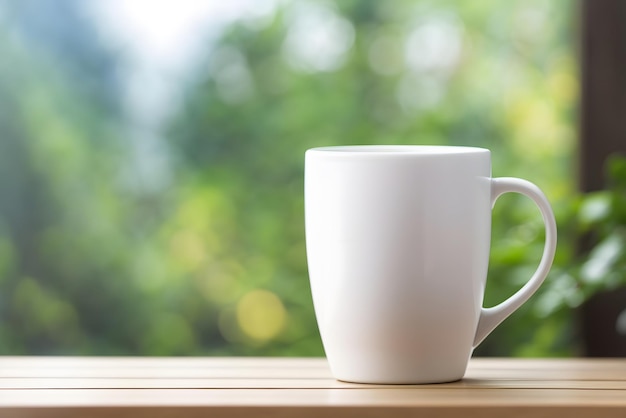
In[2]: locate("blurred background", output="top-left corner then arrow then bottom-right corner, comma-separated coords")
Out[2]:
0,0 -> 624,357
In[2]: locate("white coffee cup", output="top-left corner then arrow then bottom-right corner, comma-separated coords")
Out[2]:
305,145 -> 557,384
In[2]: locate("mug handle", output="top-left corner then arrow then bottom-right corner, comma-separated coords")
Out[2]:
473,177 -> 557,347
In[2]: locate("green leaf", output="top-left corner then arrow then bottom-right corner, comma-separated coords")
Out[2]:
580,232 -> 625,284
578,191 -> 611,226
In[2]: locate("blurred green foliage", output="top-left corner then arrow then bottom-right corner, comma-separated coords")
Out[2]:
0,0 -> 584,356
537,157 -> 626,315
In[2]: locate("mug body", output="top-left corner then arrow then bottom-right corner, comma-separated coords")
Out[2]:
305,145 -> 492,384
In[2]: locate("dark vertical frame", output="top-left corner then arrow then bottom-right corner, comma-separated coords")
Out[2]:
580,0 -> 626,356
579,0 -> 626,191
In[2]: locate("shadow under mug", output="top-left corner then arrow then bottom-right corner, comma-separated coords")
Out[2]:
305,145 -> 557,384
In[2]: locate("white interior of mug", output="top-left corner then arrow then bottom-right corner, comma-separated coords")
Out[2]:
309,145 -> 489,154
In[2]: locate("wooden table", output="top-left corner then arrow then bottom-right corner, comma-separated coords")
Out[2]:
0,357 -> 624,417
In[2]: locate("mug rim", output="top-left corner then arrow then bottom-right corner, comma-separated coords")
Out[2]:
307,145 -> 490,156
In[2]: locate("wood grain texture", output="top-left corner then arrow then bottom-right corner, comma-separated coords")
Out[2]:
0,357 -> 624,417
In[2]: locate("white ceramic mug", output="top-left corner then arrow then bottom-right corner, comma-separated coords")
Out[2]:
305,145 -> 557,384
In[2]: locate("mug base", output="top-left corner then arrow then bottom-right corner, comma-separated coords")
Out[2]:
333,373 -> 465,385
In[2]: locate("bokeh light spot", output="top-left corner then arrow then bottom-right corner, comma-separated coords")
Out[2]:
236,289 -> 286,342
